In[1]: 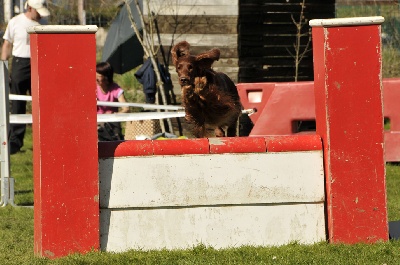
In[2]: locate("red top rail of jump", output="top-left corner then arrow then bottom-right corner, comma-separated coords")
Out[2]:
98,135 -> 323,158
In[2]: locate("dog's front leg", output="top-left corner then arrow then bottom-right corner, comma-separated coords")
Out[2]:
194,76 -> 207,100
214,127 -> 225,137
193,124 -> 206,138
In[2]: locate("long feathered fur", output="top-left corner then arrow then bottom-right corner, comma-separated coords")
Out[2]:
171,41 -> 242,138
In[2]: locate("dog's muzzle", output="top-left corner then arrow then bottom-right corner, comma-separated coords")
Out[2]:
179,77 -> 190,85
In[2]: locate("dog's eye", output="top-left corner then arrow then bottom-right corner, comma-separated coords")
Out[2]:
188,65 -> 193,71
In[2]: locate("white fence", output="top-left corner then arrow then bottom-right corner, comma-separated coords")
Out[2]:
0,61 -> 187,207
0,61 -> 254,207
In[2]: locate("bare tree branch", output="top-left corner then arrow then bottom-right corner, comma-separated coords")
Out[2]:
123,0 -> 173,133
124,0 -> 148,57
288,0 -> 312,82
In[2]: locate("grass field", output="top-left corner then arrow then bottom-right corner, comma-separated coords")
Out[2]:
1,126 -> 400,264
1,4 -> 400,264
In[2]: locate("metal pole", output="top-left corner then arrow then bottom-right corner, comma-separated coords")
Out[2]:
0,60 -> 15,207
3,0 -> 14,22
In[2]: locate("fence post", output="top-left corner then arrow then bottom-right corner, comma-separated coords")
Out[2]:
0,61 -> 14,207
310,17 -> 388,243
28,25 -> 99,258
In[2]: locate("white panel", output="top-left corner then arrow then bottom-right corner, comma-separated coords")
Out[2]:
144,4 -> 238,16
100,203 -> 326,252
153,34 -> 238,47
211,66 -> 239,73
99,151 -> 324,208
147,0 -> 238,5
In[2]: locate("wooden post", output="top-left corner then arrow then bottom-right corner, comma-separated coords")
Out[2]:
29,25 -> 99,258
310,17 -> 388,243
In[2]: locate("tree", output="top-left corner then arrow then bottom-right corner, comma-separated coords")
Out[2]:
78,0 -> 85,25
287,0 -> 312,82
124,0 -> 173,133
47,0 -> 119,26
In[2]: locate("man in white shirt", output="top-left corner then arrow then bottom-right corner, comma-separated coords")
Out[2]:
1,0 -> 50,154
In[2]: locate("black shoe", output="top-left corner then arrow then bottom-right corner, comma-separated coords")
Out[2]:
9,142 -> 20,155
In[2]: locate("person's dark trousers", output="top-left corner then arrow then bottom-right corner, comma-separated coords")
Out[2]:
9,56 -> 31,153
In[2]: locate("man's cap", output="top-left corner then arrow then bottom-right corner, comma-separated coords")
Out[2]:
25,0 -> 50,17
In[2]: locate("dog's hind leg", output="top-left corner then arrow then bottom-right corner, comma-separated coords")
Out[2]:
193,124 -> 207,138
214,127 -> 225,137
226,118 -> 239,137
226,127 -> 236,137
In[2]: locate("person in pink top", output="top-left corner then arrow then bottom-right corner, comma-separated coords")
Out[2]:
96,62 -> 129,141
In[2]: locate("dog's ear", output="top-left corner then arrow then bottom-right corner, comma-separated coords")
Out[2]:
171,41 -> 191,66
195,48 -> 220,69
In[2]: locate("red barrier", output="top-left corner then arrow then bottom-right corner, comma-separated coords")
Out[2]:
248,81 -> 315,136
383,78 -> 400,161
30,17 -> 388,259
98,134 -> 322,158
238,78 -> 400,162
237,82 -> 275,125
30,26 -> 99,258
311,17 -> 387,243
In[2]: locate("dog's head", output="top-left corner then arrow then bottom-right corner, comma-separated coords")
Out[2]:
171,41 -> 220,86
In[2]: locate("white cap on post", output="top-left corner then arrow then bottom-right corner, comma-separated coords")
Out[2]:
309,16 -> 384,27
25,0 -> 50,17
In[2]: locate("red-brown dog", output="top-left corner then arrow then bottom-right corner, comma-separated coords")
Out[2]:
171,41 -> 242,138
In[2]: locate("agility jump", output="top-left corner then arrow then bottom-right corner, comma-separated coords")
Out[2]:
28,17 -> 387,259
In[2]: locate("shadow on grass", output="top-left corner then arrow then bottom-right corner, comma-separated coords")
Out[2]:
15,189 -> 33,195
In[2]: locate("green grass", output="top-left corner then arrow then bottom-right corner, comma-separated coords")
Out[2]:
386,163 -> 400,221
382,47 -> 400,78
11,242 -> 400,265
336,3 -> 400,78
2,4 -> 400,263
0,206 -> 34,264
1,126 -> 400,264
9,127 -> 34,206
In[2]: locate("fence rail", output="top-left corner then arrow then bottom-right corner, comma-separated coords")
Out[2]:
0,64 -> 186,207
0,67 -> 254,207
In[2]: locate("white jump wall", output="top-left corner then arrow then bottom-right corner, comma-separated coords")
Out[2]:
98,136 -> 326,252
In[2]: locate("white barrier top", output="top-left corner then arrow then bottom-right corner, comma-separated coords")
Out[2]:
27,25 -> 98,33
309,16 -> 384,27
